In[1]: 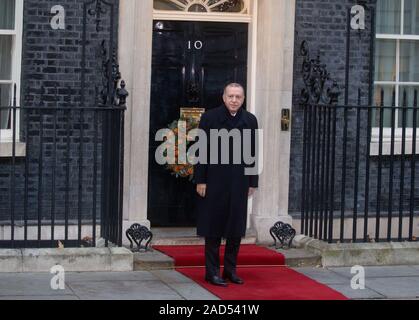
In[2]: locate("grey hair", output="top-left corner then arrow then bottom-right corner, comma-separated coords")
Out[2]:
223,83 -> 245,95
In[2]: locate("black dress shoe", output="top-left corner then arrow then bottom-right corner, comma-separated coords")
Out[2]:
223,273 -> 244,285
205,275 -> 228,287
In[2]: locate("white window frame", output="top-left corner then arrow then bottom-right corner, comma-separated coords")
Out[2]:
0,0 -> 23,143
153,0 -> 252,23
372,0 -> 419,155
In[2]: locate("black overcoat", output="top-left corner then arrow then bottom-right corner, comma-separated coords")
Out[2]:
194,105 -> 259,238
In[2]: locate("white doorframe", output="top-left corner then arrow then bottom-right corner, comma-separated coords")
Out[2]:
118,0 -> 298,243
151,1 -> 258,229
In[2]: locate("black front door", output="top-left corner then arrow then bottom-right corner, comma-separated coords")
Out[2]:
148,20 -> 248,227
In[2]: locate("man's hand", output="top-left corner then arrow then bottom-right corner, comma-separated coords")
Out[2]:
249,188 -> 257,197
197,184 -> 207,198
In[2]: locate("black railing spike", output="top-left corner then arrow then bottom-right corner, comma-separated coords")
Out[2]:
403,89 -> 407,107
357,88 -> 362,106
13,84 -> 17,107
380,88 -> 384,107
414,89 -> 417,107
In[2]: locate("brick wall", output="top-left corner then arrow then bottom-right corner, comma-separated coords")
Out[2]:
289,0 -> 419,221
0,0 -> 119,223
290,0 -> 375,213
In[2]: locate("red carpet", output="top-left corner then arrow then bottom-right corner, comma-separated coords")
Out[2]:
153,244 -> 285,267
153,245 -> 347,300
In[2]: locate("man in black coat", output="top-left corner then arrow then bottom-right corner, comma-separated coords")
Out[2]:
194,83 -> 259,287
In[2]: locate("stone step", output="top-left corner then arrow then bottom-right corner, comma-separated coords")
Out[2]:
132,235 -> 257,271
148,228 -> 258,246
276,248 -> 322,268
133,246 -> 322,271
150,236 -> 258,246
133,250 -> 175,271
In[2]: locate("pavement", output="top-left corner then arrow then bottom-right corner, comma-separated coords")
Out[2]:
1,265 -> 419,300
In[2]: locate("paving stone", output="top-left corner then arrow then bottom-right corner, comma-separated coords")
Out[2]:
165,283 -> 219,300
362,277 -> 419,299
326,284 -> 386,300
151,270 -> 195,284
0,273 -> 74,296
66,271 -> 158,283
0,295 -> 80,300
67,280 -> 184,300
329,266 -> 419,279
2,265 -> 419,300
293,267 -> 350,285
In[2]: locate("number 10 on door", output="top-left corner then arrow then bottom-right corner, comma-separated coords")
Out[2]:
188,40 -> 203,50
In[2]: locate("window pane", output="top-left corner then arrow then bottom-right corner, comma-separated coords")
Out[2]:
0,83 -> 11,129
398,86 -> 419,128
154,0 -> 187,11
153,0 -> 246,13
376,0 -> 401,34
0,35 -> 12,80
0,0 -> 15,30
208,0 -> 245,12
400,40 -> 419,82
373,85 -> 395,127
375,40 -> 397,81
404,0 -> 419,35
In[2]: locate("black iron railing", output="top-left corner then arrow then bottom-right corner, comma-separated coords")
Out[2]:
0,84 -> 126,249
302,88 -> 419,243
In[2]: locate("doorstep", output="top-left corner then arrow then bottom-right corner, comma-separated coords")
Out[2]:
133,246 -> 322,271
133,228 -> 322,271
149,228 -> 257,246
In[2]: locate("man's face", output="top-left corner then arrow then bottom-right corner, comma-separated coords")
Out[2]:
223,86 -> 245,114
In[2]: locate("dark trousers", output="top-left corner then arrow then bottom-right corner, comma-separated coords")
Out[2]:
205,237 -> 241,278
